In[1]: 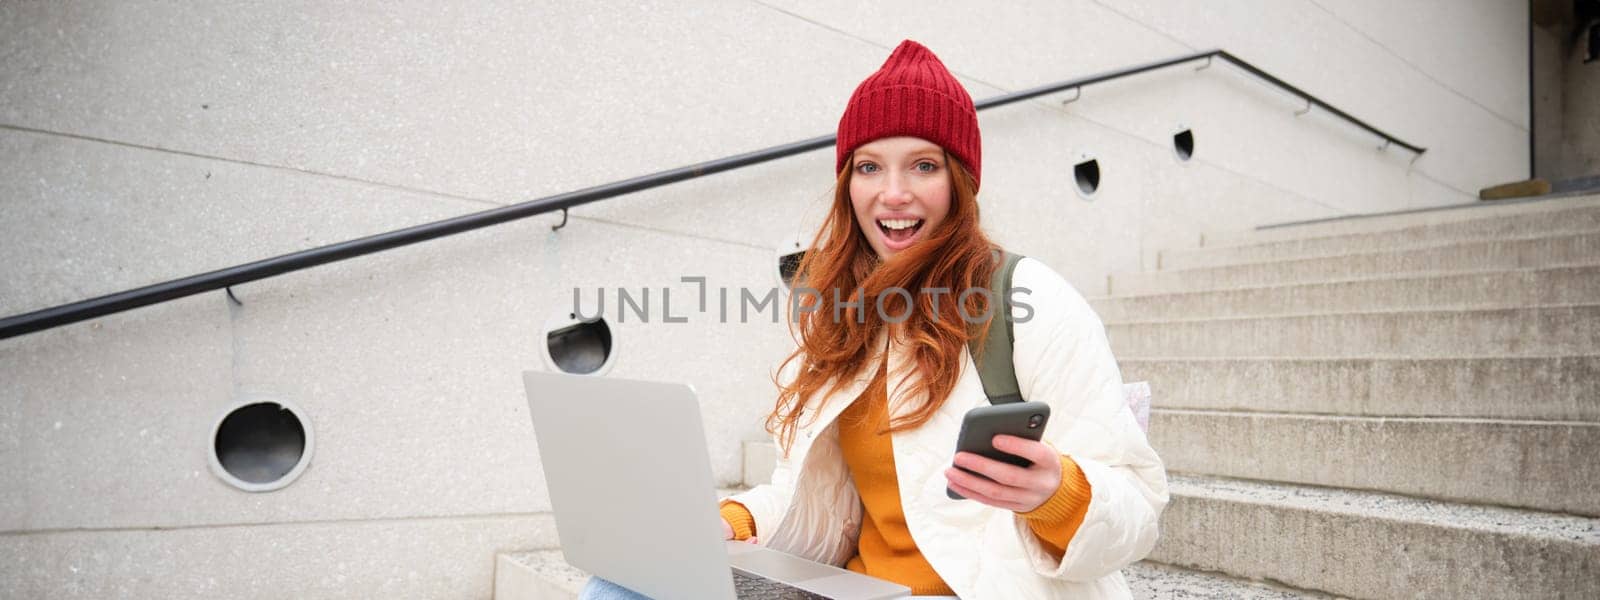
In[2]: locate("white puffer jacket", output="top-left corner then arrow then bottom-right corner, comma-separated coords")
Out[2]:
726,258 -> 1168,599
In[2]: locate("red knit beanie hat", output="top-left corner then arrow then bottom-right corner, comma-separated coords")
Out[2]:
836,40 -> 982,189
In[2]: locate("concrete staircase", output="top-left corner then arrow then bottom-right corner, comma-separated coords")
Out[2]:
495,549 -> 1335,599
1104,194 -> 1600,599
493,194 -> 1600,599
492,479 -> 1324,598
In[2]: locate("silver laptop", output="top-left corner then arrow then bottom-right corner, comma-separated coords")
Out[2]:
524,370 -> 911,600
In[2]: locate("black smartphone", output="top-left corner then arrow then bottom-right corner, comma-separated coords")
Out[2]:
947,401 -> 1051,500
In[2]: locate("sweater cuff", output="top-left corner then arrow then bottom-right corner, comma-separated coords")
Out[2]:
1018,455 -> 1092,552
719,500 -> 757,541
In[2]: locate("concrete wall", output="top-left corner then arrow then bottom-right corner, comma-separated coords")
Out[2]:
1558,32 -> 1600,176
0,1 -> 1529,597
1534,21 -> 1566,179
1533,0 -> 1600,180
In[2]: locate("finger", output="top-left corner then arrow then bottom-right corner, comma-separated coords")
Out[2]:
946,477 -> 1001,506
992,435 -> 1059,466
947,460 -> 1057,510
979,440 -> 1063,504
945,478 -> 983,503
952,451 -> 1030,487
747,537 -> 760,545
945,466 -> 1021,507
946,474 -> 1022,512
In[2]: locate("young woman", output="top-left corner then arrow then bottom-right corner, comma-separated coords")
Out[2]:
586,40 -> 1167,599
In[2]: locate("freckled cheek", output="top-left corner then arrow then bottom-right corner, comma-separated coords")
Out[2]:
922,183 -> 953,228
849,181 -> 874,207
849,186 -> 879,224
848,197 -> 876,241
849,199 -> 872,227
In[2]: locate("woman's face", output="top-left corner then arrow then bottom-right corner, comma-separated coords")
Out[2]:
848,136 -> 953,260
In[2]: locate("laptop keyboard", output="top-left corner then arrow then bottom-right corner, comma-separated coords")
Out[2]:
731,570 -> 832,600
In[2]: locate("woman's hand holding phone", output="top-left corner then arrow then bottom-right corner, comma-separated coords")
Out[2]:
720,517 -> 758,544
945,434 -> 1064,513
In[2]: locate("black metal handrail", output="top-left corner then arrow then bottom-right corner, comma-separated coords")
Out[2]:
0,48 -> 1425,340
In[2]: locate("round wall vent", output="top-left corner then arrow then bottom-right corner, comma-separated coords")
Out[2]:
1173,128 -> 1195,161
778,248 -> 806,289
1074,158 -> 1101,199
209,400 -> 313,492
542,312 -> 616,375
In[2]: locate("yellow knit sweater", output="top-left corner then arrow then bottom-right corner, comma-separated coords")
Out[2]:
722,364 -> 1092,595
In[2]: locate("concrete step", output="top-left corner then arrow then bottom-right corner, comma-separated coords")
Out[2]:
1149,409 -> 1600,516
1118,356 -> 1600,421
494,487 -> 749,599
496,550 -> 587,600
495,549 -> 1335,599
743,439 -> 779,489
1201,193 -> 1600,248
1106,304 -> 1600,359
1157,474 -> 1600,600
1089,265 -> 1600,322
1552,174 -> 1600,195
1123,562 -> 1335,599
1165,206 -> 1600,270
1111,232 -> 1600,296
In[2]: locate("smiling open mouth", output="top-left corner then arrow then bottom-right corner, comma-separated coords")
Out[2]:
878,218 -> 924,244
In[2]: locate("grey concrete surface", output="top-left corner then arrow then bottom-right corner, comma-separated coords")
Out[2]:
1091,265 -> 1600,321
2,210 -> 794,531
1555,20 -> 1600,177
495,488 -> 753,599
1155,474 -> 1600,599
1533,22 -> 1568,181
219,215 -> 793,527
971,90 -> 1363,284
1151,410 -> 1600,516
1119,356 -> 1600,421
1162,203 -> 1600,270
1124,562 -> 1335,599
0,1 -> 1563,597
762,0 -> 1526,200
0,293 -> 233,533
964,95 -> 1176,293
1113,232 -> 1600,296
494,549 -> 1336,600
742,439 -> 779,490
1108,304 -> 1600,359
1312,0 -> 1528,126
0,513 -> 556,600
482,21 -> 1439,297
496,550 -> 587,600
0,127 -> 483,317
0,0 -> 1432,313
1096,0 -> 1528,193
0,1 -> 872,204
1029,52 -> 1468,217
0,0 -> 1437,317
1201,193 -> 1600,247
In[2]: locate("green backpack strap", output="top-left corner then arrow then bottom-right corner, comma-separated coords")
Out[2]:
968,250 -> 1025,405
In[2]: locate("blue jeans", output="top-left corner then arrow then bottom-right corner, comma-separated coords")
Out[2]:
578,577 -> 652,600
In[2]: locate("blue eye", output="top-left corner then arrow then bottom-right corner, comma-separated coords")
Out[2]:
856,162 -> 880,174
915,161 -> 938,173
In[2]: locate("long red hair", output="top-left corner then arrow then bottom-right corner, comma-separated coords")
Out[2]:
768,152 -> 999,454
